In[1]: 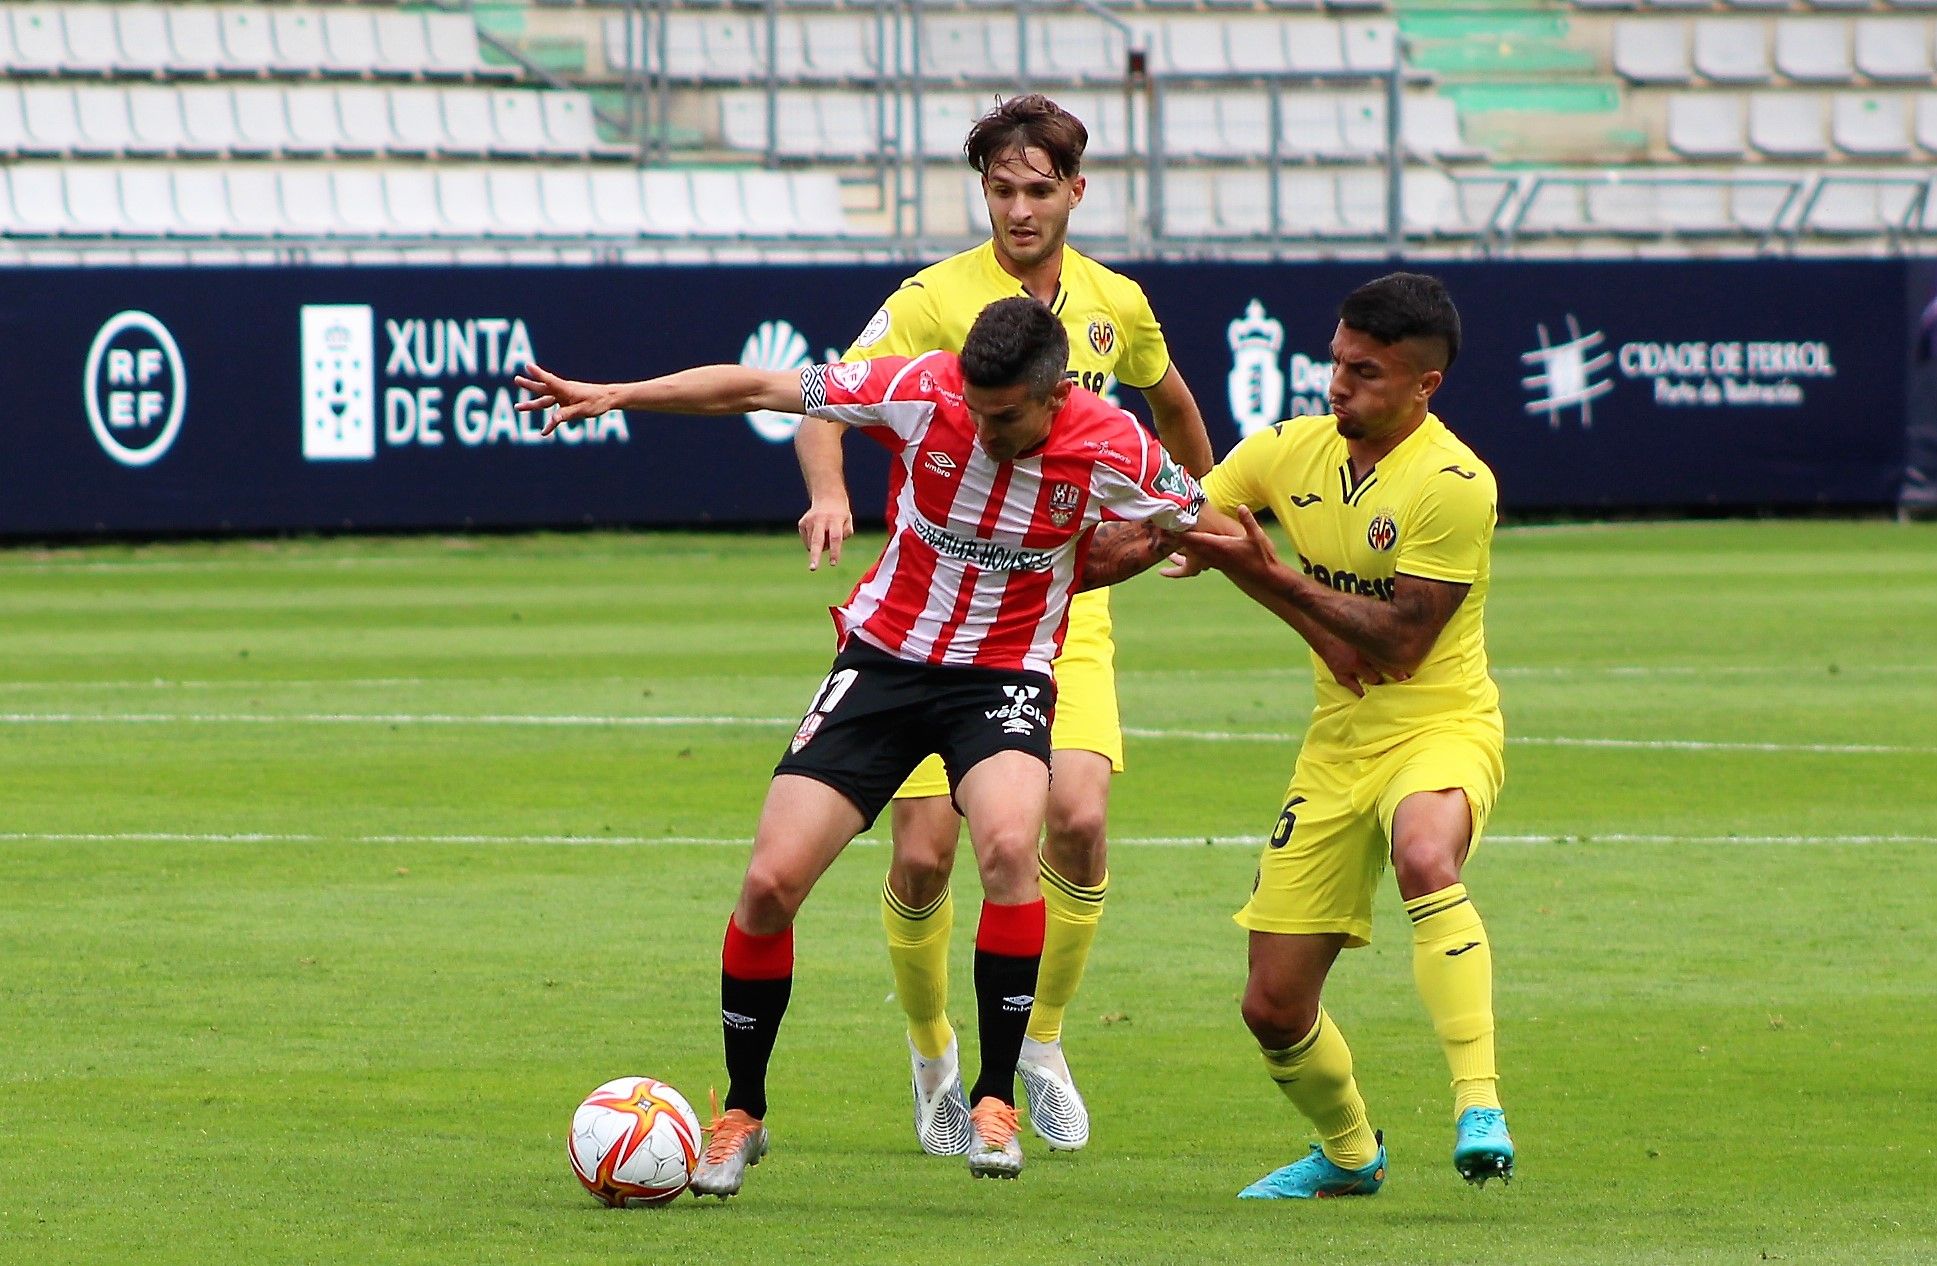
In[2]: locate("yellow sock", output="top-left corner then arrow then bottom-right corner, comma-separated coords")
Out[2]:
1024,860 -> 1106,1045
881,880 -> 953,1059
1260,1009 -> 1380,1170
1406,882 -> 1501,1117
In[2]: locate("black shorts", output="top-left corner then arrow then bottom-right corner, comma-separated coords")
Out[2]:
773,639 -> 1057,828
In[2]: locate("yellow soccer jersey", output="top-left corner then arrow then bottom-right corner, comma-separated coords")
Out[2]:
1203,413 -> 1502,759
842,240 -> 1172,395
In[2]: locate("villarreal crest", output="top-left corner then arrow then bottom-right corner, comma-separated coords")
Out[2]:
1087,319 -> 1116,358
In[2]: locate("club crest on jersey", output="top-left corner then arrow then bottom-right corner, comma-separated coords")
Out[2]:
924,450 -> 959,477
829,361 -> 869,392
1087,319 -> 1116,358
1367,512 -> 1398,552
1048,481 -> 1081,527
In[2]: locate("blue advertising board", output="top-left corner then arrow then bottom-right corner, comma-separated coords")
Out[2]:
0,259 -> 1913,537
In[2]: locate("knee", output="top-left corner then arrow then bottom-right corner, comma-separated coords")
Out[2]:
1043,801 -> 1108,882
736,863 -> 807,934
1391,844 -> 1460,901
888,848 -> 954,908
975,826 -> 1040,902
1241,983 -> 1318,1051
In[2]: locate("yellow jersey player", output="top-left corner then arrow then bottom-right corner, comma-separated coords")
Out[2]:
794,95 -> 1214,1157
1092,272 -> 1513,1197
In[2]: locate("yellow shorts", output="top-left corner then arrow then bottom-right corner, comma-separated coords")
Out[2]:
1235,722 -> 1505,947
893,588 -> 1123,800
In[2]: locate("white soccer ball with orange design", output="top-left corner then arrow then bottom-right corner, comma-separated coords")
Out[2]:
568,1076 -> 703,1207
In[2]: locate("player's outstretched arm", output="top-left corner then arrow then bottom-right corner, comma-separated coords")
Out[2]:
1078,504 -> 1242,591
793,417 -> 853,572
1178,507 -> 1463,676
514,362 -> 805,436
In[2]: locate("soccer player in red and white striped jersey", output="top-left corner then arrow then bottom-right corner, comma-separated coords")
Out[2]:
516,297 -> 1240,1193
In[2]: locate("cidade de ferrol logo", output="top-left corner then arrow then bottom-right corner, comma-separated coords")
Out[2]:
85,310 -> 187,467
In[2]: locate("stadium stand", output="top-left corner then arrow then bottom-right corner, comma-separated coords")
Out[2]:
1,0 -> 1933,258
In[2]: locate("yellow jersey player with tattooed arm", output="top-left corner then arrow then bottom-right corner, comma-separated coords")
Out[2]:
794,94 -> 1215,1157
1092,272 -> 1514,1198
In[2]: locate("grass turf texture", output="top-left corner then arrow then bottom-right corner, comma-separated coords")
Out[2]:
1,521 -> 1933,1265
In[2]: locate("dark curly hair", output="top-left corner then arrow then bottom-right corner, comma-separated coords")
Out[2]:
961,297 -> 1070,399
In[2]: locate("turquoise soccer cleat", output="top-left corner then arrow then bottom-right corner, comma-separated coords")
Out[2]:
1238,1132 -> 1387,1200
1454,1107 -> 1515,1186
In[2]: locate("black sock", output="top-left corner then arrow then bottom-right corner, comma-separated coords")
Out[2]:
720,972 -> 792,1120
968,949 -> 1040,1107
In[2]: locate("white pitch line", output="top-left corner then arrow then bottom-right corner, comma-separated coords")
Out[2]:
1,831 -> 1931,848
1,710 -> 1930,754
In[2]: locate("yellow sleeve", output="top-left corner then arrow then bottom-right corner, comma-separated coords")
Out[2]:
1201,426 -> 1277,517
843,281 -> 941,361
1395,464 -> 1498,584
1111,278 -> 1171,391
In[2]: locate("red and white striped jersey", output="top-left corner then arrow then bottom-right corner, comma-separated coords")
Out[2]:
800,351 -> 1205,676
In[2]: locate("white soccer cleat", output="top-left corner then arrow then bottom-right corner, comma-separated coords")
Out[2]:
1016,1036 -> 1090,1151
965,1097 -> 1024,1179
909,1036 -> 972,1156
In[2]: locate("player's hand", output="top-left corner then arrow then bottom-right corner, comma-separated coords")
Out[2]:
1175,505 -> 1280,581
1158,550 -> 1207,579
514,362 -> 616,436
798,499 -> 853,571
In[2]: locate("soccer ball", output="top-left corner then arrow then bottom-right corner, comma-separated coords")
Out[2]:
568,1076 -> 703,1207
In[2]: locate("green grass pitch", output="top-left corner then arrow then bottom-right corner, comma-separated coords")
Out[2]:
1,521 -> 1933,1265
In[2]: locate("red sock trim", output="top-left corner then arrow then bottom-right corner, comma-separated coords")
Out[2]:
722,917 -> 794,980
976,898 -> 1045,957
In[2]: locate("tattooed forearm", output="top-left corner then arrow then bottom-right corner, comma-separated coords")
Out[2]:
1079,522 -> 1177,591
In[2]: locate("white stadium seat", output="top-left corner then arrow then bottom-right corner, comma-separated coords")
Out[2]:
1832,93 -> 1911,157
790,171 -> 849,237
63,167 -> 124,237
337,87 -> 397,156
441,89 -> 497,157
271,10 -> 331,77
226,167 -> 288,237
1515,179 -> 1590,236
374,12 -> 435,79
718,90 -> 769,152
1025,17 -> 1128,83
231,85 -> 295,156
1853,18 -> 1934,82
592,167 -> 653,235
437,168 -> 496,236
802,16 -> 876,80
114,7 -> 176,79
280,168 -> 339,236
391,89 -> 448,156
383,168 -> 444,236
332,169 -> 390,237
1162,95 -> 1224,157
21,86 -> 84,157
179,86 -> 242,156
490,90 -> 550,156
1216,93 -> 1273,160
4,166 -> 68,235
1341,20 -> 1398,72
1337,168 -> 1395,236
425,12 -> 514,80
1667,93 -> 1747,159
1404,95 -> 1485,162
689,169 -> 750,235
1749,92 -> 1828,158
739,170 -> 798,235
1805,179 -> 1886,235
61,5 -> 120,75
543,92 -> 623,159
220,9 -> 280,78
285,89 -> 346,156
1692,19 -> 1770,84
172,168 -> 234,237
1656,181 -> 1734,235
538,168 -> 601,236
1280,92 -> 1351,161
164,7 -> 227,77
1774,19 -> 1854,84
74,87 -> 136,156
1225,18 -> 1295,75
1160,170 -> 1219,236
127,87 -> 189,156
1917,94 -> 1937,154
486,168 -> 551,237
0,87 -> 23,157
322,11 -> 382,78
1613,20 -> 1691,84
639,170 -> 699,235
1161,21 -> 1232,75
1583,178 -> 1663,236
1216,169 -> 1275,237
1284,19 -> 1347,74
120,167 -> 183,237
8,6 -> 68,76
1338,93 -> 1389,159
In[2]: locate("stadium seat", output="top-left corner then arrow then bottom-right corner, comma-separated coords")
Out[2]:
802,16 -> 877,80
1667,93 -> 1746,159
688,169 -> 751,236
1832,93 -> 1911,156
280,168 -> 339,237
62,8 -> 121,77
1059,91 -> 1131,158
286,89 -> 346,157
1693,20 -> 1771,83
1583,177 -> 1664,236
391,89 -> 447,157
337,87 -> 397,156
1804,178 -> 1887,234
718,90 -> 769,152
1853,18 -> 1934,81
272,10 -> 332,77
1163,94 -> 1225,157
1917,93 -> 1937,153
1655,180 -> 1735,235
374,12 -> 436,79
8,6 -> 67,76
3,165 -> 67,235
231,85 -> 296,157
638,168 -> 696,235
220,9 -> 279,77
1216,93 -> 1272,160
1070,168 -> 1133,238
923,17 -> 1017,81
740,171 -> 799,235
172,168 -> 234,237
1749,92 -> 1827,157
1279,92 -> 1352,161
442,89 -> 498,158
1774,18 -> 1855,84
63,167 -> 125,237
1514,178 -> 1590,237
126,86 -> 188,156
1410,169 -> 1512,237
436,168 -> 495,236
0,86 -> 22,158
74,88 -> 135,157
1404,95 -> 1485,162
767,16 -> 810,83
322,11 -> 383,79
1026,17 -> 1130,83
1340,20 -> 1399,72
425,12 -> 515,81
1161,21 -> 1233,76
543,92 -> 626,159
113,7 -> 174,79
1216,168 -> 1275,236
1338,167 -> 1396,237
1159,170 -> 1220,236
1731,171 -> 1803,234
1276,169 -> 1343,236
538,168 -> 601,236
1225,17 -> 1295,75
490,90 -> 550,156
332,169 -> 391,237
383,168 -> 444,237
164,7 -> 226,78
1614,20 -> 1692,84
813,92 -> 881,158
1285,19 -> 1348,74
486,168 -> 551,238
226,168 -> 288,237
790,171 -> 849,237
691,16 -> 766,82
179,86 -> 242,156
20,86 -> 83,157
1338,93 -> 1389,159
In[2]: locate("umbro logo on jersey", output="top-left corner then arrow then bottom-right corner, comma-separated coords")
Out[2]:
722,1010 -> 759,1030
925,451 -> 959,477
1445,942 -> 1483,957
987,684 -> 1048,734
1001,994 -> 1036,1012
1441,465 -> 1478,480
1288,492 -> 1323,508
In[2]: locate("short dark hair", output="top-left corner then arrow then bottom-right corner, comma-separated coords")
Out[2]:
1338,272 -> 1462,370
964,94 -> 1088,181
961,297 -> 1070,398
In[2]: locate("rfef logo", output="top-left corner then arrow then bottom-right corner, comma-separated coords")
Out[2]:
85,310 -> 186,467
